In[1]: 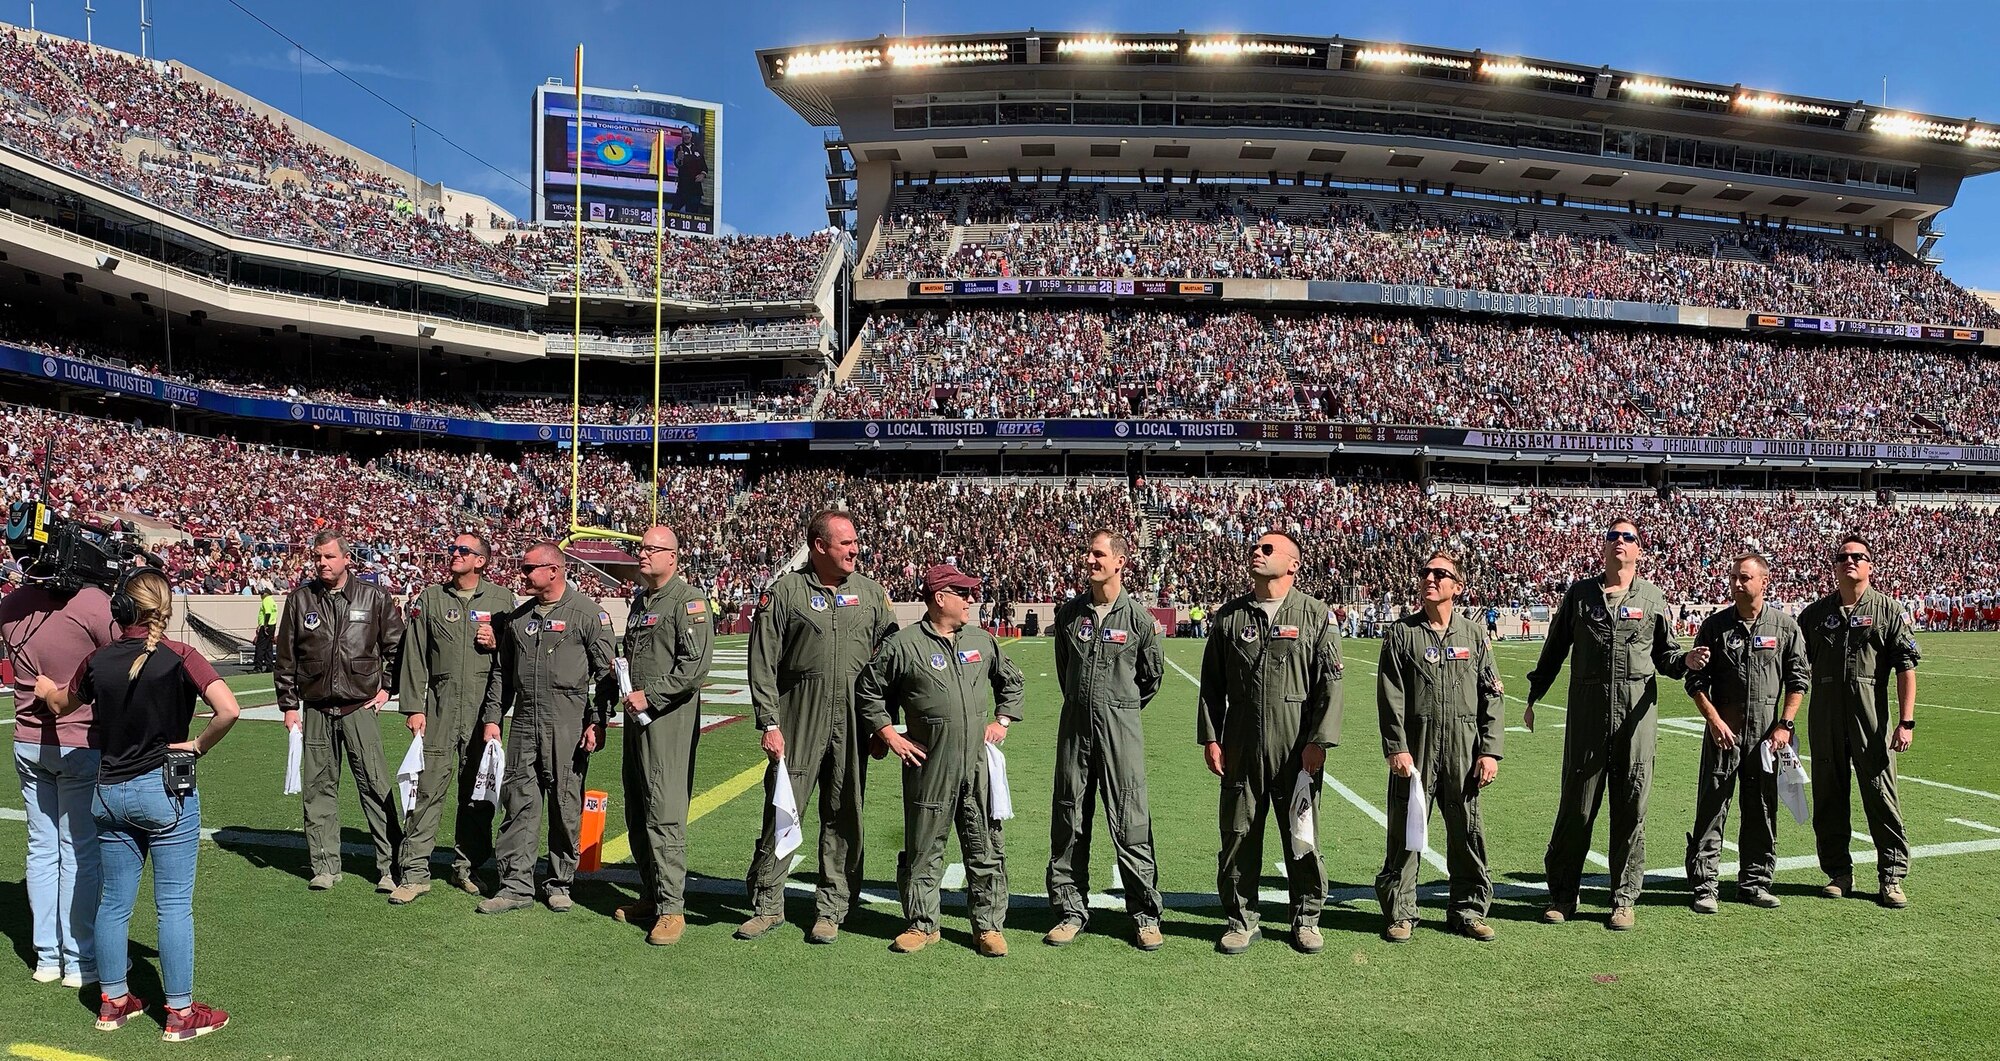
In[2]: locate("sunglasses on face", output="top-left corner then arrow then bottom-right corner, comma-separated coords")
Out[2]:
634,545 -> 677,557
1837,552 -> 1872,565
520,562 -> 558,574
1604,530 -> 1639,544
1249,542 -> 1278,557
445,545 -> 485,558
940,586 -> 978,600
1419,567 -> 1459,583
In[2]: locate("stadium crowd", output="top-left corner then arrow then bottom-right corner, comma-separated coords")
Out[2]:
0,28 -> 833,304
863,181 -> 1999,327
827,309 -> 2000,444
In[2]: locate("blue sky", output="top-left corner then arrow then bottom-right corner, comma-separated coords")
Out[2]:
14,0 -> 2000,288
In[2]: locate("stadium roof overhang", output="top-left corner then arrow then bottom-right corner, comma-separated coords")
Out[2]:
761,31 -> 1994,224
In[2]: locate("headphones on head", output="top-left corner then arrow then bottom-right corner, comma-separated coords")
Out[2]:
109,564 -> 157,627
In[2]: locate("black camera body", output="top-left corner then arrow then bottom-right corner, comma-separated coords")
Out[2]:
4,500 -> 157,594
163,749 -> 198,796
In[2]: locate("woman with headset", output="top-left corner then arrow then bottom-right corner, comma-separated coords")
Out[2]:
36,567 -> 240,1042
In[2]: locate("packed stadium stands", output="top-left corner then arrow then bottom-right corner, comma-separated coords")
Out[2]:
829,309 -> 2000,444
0,27 -> 836,304
864,180 -> 2000,326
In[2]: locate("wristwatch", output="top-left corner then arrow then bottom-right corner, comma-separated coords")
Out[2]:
1898,720 -> 1916,732
996,717 -> 1012,728
1777,718 -> 1796,732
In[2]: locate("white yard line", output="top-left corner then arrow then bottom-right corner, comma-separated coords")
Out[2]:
1948,818 -> 2000,835
1902,775 -> 2000,803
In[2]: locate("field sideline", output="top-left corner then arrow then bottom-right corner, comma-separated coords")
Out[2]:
3,631 -> 1998,1060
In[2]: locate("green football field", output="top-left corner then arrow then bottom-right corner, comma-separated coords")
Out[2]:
4,631 -> 1999,1060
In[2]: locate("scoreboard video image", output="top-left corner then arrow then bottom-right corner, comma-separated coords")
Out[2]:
535,84 -> 721,234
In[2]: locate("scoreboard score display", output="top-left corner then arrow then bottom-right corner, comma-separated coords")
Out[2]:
534,84 -> 722,235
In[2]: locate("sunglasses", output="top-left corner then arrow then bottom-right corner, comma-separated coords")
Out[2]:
939,585 -> 978,600
1419,567 -> 1459,583
1603,530 -> 1639,544
1248,542 -> 1278,557
445,545 -> 485,558
520,562 -> 558,574
1837,552 -> 1872,564
634,545 -> 677,557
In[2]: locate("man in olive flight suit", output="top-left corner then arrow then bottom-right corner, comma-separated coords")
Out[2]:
477,542 -> 616,915
738,511 -> 898,945
1798,534 -> 1921,909
389,532 -> 514,905
860,564 -> 1025,958
1045,528 -> 1166,951
613,525 -> 714,945
1526,519 -> 1707,931
1683,553 -> 1810,913
1198,531 -> 1344,957
1376,552 -> 1505,944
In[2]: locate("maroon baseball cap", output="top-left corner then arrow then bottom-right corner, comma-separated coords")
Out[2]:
922,563 -> 981,595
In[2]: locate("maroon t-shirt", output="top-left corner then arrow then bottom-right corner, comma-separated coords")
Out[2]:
67,628 -> 221,785
1,586 -> 117,748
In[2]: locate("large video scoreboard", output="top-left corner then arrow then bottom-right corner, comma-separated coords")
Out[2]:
533,84 -> 722,235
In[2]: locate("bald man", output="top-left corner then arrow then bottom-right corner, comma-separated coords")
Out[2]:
613,526 -> 713,945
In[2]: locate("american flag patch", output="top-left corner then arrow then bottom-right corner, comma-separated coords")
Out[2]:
1445,646 -> 1472,660
957,648 -> 982,664
685,600 -> 706,614
1103,628 -> 1128,644
834,593 -> 861,607
1753,635 -> 1778,650
1618,605 -> 1644,620
547,620 -> 567,633
1272,625 -> 1300,640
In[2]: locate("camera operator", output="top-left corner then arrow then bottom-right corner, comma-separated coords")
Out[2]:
2,522 -> 119,989
36,568 -> 240,1041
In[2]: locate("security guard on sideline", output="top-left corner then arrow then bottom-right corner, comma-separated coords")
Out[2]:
1798,534 -> 1920,909
612,526 -> 714,945
477,542 -> 616,915
388,532 -> 513,905
859,564 -> 1024,958
254,587 -> 280,672
738,511 -> 897,945
276,529 -> 405,892
1198,531 -> 1344,956
1683,552 -> 1809,914
1045,528 -> 1165,950
1376,551 -> 1504,943
1526,519 -> 1707,931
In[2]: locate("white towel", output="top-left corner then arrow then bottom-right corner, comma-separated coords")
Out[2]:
1763,739 -> 1811,825
984,741 -> 1014,821
396,732 -> 425,817
1290,769 -> 1316,853
771,755 -> 804,859
1405,776 -> 1430,852
282,726 -> 303,796
470,738 -> 505,805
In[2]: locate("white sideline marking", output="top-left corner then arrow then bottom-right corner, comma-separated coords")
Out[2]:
1902,776 -> 2000,803
1948,818 -> 2000,835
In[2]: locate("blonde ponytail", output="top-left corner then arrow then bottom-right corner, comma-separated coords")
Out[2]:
123,570 -> 174,680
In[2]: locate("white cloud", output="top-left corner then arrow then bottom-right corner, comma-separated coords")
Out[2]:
232,47 -> 433,83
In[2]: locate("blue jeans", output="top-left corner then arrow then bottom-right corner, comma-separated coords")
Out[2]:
13,741 -> 101,979
93,771 -> 200,1008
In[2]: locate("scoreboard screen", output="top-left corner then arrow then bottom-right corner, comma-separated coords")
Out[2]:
534,85 -> 721,235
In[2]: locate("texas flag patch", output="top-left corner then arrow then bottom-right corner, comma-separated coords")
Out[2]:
639,613 -> 660,627
470,610 -> 493,623
1753,635 -> 1778,650
1103,628 -> 1129,644
957,648 -> 983,665
1445,646 -> 1472,661
834,593 -> 861,608
1272,625 -> 1301,640
547,620 -> 568,633
1618,605 -> 1644,620
1849,615 -> 1874,628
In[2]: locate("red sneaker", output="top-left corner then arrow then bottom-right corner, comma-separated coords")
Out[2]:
162,1002 -> 229,1042
96,992 -> 146,1031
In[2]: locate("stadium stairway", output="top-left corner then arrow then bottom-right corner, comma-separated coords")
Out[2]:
594,235 -> 633,293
